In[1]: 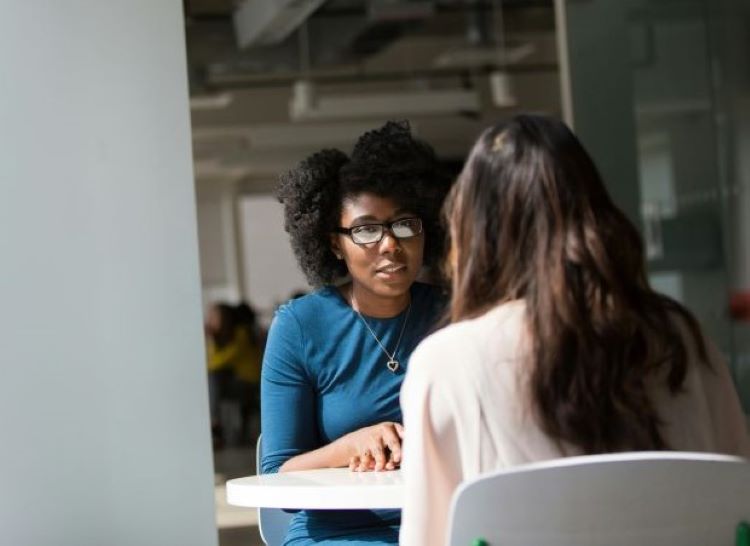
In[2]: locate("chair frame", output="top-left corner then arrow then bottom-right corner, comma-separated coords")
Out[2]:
255,434 -> 293,546
446,451 -> 750,546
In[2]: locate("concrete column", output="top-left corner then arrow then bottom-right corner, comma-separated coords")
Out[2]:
0,2 -> 217,545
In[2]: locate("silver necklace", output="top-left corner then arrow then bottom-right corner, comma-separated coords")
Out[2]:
352,295 -> 411,373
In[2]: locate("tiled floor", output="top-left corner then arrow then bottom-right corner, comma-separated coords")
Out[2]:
213,446 -> 264,546
219,526 -> 265,546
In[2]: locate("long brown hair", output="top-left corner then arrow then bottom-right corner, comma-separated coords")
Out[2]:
445,114 -> 707,453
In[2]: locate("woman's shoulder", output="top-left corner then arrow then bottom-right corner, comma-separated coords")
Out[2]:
264,288 -> 344,362
422,299 -> 525,344
269,287 -> 350,340
409,300 -> 527,378
276,286 -> 341,317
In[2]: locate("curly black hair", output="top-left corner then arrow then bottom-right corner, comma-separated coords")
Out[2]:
277,121 -> 451,287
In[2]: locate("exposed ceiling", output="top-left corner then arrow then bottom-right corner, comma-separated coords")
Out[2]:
185,0 -> 561,189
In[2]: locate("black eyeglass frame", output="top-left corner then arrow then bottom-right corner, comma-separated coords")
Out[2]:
333,217 -> 423,245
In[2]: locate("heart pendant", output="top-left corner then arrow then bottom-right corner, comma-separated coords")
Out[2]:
387,359 -> 399,373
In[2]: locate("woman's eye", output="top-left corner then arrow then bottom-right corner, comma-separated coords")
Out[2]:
353,225 -> 379,235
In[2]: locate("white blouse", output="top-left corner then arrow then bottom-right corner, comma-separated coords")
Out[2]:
399,300 -> 750,546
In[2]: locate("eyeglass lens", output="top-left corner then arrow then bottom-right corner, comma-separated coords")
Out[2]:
350,218 -> 421,244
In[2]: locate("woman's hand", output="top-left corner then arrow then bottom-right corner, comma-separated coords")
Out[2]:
277,421 -> 404,473
339,422 -> 404,472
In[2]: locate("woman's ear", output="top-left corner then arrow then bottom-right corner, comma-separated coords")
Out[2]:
329,234 -> 343,260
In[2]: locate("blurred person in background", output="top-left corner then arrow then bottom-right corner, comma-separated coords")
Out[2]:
233,301 -> 265,443
205,301 -> 263,448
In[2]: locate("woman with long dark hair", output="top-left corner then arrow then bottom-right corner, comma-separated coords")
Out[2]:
399,114 -> 749,546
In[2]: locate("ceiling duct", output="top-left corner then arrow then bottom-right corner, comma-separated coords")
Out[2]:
193,121 -> 394,151
348,0 -> 434,57
432,42 -> 535,69
289,79 -> 480,121
189,92 -> 234,110
233,0 -> 327,48
367,0 -> 435,22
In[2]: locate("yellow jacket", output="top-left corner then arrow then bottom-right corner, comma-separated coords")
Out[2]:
207,326 -> 262,384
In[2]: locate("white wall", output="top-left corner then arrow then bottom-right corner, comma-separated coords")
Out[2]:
194,188 -> 312,324
240,194 -> 310,322
0,2 -> 217,546
196,183 -> 244,310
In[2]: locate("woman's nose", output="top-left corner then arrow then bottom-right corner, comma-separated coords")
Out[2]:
378,230 -> 400,253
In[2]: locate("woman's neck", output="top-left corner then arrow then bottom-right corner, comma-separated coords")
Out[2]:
346,283 -> 411,318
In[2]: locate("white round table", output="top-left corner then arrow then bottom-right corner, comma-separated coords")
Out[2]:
226,468 -> 404,510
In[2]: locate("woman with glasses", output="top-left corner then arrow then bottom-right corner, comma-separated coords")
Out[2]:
260,121 -> 450,545
399,114 -> 750,546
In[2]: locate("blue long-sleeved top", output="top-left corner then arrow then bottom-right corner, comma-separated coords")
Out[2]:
260,282 -> 444,545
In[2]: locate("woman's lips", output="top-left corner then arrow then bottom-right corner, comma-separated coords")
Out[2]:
375,264 -> 407,278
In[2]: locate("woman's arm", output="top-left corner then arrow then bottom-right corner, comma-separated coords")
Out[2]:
282,421 -> 404,472
261,305 -> 405,473
260,306 -> 319,474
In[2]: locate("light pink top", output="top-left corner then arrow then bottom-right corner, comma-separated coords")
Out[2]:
399,300 -> 750,546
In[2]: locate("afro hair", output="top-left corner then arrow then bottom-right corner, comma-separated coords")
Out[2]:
277,121 -> 451,287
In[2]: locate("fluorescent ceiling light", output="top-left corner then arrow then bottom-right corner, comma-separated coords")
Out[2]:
289,80 -> 479,121
193,159 -> 249,180
190,92 -> 234,110
433,43 -> 535,70
193,121 -> 396,150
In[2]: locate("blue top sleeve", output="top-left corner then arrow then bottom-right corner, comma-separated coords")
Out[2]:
260,304 -> 319,474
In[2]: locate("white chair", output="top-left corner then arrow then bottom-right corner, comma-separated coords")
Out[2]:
256,434 -> 293,546
447,452 -> 750,546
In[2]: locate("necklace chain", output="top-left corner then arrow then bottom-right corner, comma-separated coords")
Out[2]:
351,290 -> 411,372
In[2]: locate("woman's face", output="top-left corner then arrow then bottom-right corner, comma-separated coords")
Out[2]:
205,305 -> 222,334
331,192 -> 424,300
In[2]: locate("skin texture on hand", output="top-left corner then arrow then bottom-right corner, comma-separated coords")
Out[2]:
346,422 -> 404,472
278,421 -> 404,473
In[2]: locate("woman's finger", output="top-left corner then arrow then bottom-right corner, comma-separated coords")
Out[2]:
358,452 -> 373,472
382,426 -> 402,465
358,449 -> 374,472
370,439 -> 387,471
349,456 -> 359,471
394,422 -> 404,439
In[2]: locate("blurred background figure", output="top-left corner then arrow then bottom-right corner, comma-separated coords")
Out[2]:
206,301 -> 264,449
233,301 -> 266,443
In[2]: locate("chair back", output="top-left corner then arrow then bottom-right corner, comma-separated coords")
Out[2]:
256,434 -> 293,546
447,451 -> 750,546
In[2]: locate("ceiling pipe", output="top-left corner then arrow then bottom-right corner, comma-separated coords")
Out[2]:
233,0 -> 327,48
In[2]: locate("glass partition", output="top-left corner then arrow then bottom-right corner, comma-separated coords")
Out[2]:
559,0 -> 749,413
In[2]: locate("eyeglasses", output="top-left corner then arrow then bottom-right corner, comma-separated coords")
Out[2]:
334,217 -> 423,245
